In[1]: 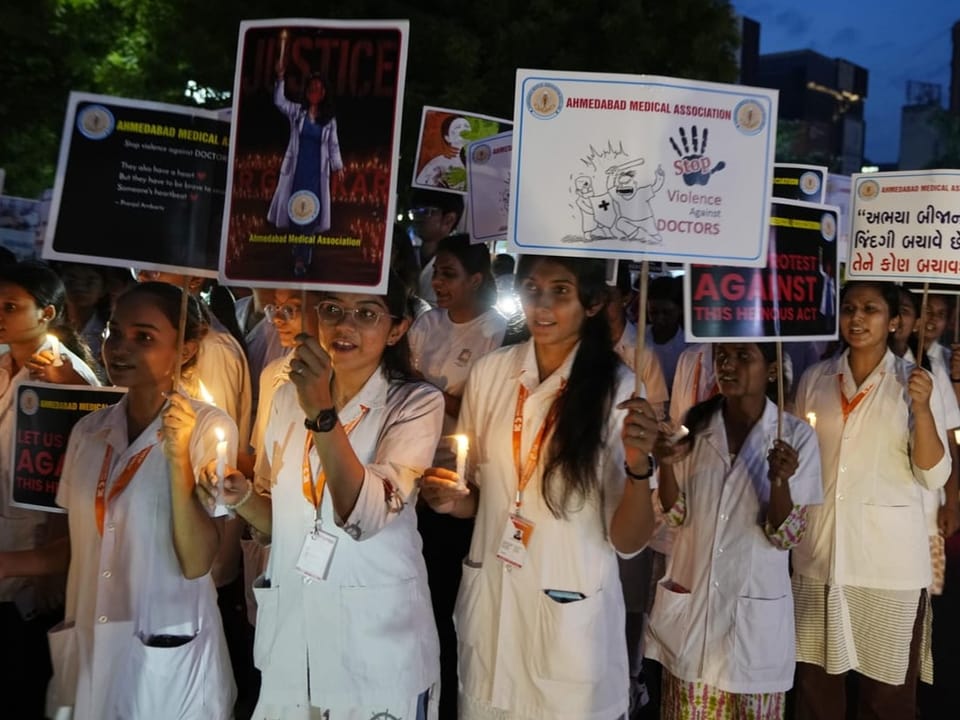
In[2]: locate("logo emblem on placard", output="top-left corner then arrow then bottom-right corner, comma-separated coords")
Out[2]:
821,212 -> 837,242
471,144 -> 491,164
857,179 -> 880,201
19,389 -> 39,416
526,82 -> 563,119
76,104 -> 115,141
800,171 -> 821,197
288,191 -> 320,226
733,99 -> 765,135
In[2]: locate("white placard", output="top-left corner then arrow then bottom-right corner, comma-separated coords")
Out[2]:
847,170 -> 960,282
466,131 -> 512,243
509,69 -> 778,267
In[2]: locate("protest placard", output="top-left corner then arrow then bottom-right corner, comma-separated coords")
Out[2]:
826,173 -> 851,266
44,93 -> 229,277
847,170 -> 960,282
509,69 -> 778,267
412,107 -> 511,195
466,131 -> 512,243
685,199 -> 839,342
220,19 -> 409,292
11,383 -> 126,512
773,163 -> 827,203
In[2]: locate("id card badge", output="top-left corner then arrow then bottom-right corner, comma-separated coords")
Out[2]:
295,528 -> 338,581
496,513 -> 535,569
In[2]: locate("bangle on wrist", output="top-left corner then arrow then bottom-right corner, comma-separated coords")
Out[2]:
225,480 -> 255,511
951,377 -> 960,383
625,456 -> 655,481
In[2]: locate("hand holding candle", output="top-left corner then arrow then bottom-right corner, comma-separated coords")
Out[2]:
454,434 -> 469,488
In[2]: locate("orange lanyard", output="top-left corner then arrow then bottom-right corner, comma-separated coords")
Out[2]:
301,407 -> 369,512
95,444 -> 154,536
838,375 -> 874,422
512,384 -> 563,511
691,353 -> 719,407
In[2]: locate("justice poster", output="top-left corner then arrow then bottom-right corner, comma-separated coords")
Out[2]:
220,19 -> 409,292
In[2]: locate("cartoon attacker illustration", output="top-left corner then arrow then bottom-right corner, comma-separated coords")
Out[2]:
605,158 -> 665,243
670,125 -> 726,187
573,175 -> 617,239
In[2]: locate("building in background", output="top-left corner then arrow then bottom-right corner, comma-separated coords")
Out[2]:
757,50 -> 868,174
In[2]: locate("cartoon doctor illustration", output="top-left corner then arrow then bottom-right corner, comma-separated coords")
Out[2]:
606,158 -> 664,243
573,175 -> 617,239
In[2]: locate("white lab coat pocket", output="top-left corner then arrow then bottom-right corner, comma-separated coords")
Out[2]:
45,622 -> 78,720
454,561 -> 490,689
647,580 -> 692,663
734,595 -> 789,670
532,588 -> 608,683
861,504 -> 924,581
252,573 -> 279,670
339,578 -> 426,697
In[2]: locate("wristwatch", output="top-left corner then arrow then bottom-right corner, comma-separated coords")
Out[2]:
624,455 -> 655,481
304,407 -> 338,432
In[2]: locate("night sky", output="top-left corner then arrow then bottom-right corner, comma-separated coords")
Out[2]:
735,0 -> 957,164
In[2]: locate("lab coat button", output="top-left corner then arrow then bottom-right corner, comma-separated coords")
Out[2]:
98,615 -> 108,624
713,581 -> 719,588
718,547 -> 724,553
102,570 -> 112,579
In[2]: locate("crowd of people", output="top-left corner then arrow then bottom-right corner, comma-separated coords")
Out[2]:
0,187 -> 957,720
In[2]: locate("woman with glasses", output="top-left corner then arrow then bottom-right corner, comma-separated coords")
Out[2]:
421,255 -> 659,720
199,272 -> 444,720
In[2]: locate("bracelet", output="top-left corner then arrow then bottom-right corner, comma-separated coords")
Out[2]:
225,480 -> 255,511
624,456 -> 655,481
951,377 -> 960,383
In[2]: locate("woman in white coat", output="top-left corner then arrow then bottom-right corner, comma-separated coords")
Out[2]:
202,271 -> 444,720
267,54 -> 343,234
421,255 -> 659,720
645,342 -> 822,720
0,281 -> 237,719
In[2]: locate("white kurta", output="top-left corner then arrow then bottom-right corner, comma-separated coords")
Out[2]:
0,340 -> 100,604
48,396 -> 237,720
455,341 -> 634,720
644,400 -> 823,694
252,369 -> 443,720
408,307 -> 507,434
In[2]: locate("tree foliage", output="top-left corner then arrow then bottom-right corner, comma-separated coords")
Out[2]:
1,0 -> 741,197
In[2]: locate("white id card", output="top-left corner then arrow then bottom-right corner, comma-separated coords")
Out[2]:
496,514 -> 535,569
295,529 -> 338,581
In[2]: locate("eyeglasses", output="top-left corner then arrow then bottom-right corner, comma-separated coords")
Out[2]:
408,206 -> 442,220
315,301 -> 396,328
264,303 -> 301,322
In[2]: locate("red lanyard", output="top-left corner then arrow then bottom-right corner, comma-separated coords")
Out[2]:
838,375 -> 874,422
95,445 -> 154,536
512,384 -> 563,511
301,407 -> 369,511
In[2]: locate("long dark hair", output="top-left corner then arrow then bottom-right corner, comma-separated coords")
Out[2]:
115,282 -> 207,373
300,73 -> 335,123
435,233 -> 497,308
516,255 -> 620,518
683,342 -> 782,445
0,261 -> 94,368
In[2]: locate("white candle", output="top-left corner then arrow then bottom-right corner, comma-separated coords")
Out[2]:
454,434 -> 469,487
198,381 -> 215,406
668,424 -> 689,445
215,427 -> 228,504
46,334 -> 63,367
806,412 -> 817,429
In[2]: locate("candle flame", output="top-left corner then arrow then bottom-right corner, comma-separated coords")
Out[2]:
215,426 -> 225,442
806,412 -> 817,429
454,434 -> 469,454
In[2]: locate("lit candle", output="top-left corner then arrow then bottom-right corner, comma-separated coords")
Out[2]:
806,412 -> 817,429
954,429 -> 960,445
215,427 -> 228,504
668,424 -> 689,445
454,434 -> 469,487
46,334 -> 63,367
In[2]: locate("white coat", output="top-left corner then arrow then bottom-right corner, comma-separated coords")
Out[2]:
252,369 -> 443,719
267,79 -> 343,232
455,341 -> 634,720
643,400 -> 823,694
794,350 -> 951,590
47,396 -> 237,720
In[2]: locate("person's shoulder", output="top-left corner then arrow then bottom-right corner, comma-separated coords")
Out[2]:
385,377 -> 444,414
71,400 -> 121,436
472,342 -> 524,376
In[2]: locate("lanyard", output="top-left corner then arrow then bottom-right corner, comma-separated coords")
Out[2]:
838,375 -> 874,422
512,383 -> 563,512
95,444 -> 155,536
301,407 -> 369,516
